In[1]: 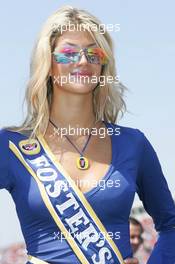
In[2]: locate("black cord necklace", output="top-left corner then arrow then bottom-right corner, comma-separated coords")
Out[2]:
49,119 -> 93,170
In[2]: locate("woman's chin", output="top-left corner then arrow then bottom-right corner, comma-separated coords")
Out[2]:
61,84 -> 97,94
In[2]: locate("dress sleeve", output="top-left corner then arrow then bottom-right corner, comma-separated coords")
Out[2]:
0,129 -> 13,191
136,131 -> 175,264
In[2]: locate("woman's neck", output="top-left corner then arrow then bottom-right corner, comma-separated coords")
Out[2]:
49,91 -> 97,129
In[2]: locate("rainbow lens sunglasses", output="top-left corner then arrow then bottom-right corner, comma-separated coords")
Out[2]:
53,47 -> 108,65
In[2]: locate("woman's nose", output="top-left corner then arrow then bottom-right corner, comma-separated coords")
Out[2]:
78,53 -> 88,65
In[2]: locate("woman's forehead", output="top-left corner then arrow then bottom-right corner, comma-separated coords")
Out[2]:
55,42 -> 97,50
55,30 -> 97,47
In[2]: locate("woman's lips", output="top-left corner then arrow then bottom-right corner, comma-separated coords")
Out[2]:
71,71 -> 92,77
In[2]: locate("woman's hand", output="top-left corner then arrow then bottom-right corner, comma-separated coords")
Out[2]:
124,257 -> 139,264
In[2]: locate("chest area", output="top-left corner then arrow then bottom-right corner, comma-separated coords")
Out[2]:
44,134 -> 112,193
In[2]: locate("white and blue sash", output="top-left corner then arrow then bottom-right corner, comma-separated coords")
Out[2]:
9,134 -> 124,264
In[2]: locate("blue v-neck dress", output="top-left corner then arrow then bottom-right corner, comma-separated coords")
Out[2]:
0,122 -> 175,263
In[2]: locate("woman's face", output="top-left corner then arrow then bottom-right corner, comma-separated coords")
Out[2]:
51,30 -> 103,95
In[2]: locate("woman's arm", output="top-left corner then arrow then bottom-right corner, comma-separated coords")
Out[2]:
136,132 -> 175,264
0,129 -> 13,191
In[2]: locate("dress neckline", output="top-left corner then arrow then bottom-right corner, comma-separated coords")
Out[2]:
37,121 -> 115,197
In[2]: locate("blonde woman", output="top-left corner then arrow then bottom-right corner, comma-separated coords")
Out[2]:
0,6 -> 175,264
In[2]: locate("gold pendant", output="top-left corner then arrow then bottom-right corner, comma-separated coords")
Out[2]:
76,156 -> 89,170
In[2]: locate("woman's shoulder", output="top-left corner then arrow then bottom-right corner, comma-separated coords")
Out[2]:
0,128 -> 10,143
0,127 -> 33,155
106,122 -> 148,157
106,121 -> 145,141
0,129 -> 26,190
0,128 -> 31,140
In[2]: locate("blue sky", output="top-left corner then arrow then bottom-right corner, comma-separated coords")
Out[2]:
0,0 -> 175,247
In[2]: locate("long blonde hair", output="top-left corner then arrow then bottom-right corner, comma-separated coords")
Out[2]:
9,5 -> 127,137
